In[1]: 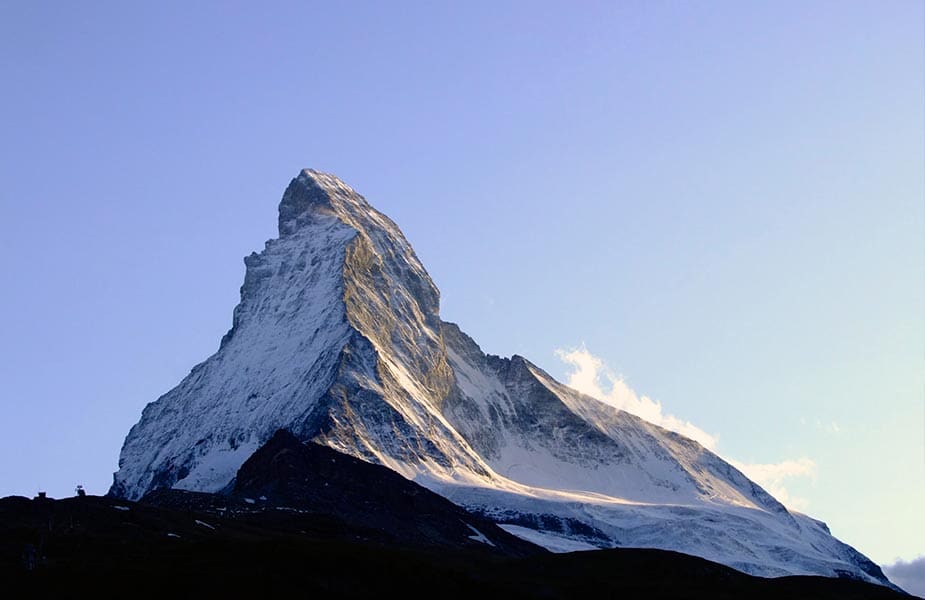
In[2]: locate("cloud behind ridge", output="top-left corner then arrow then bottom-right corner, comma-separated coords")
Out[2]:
556,345 -> 816,510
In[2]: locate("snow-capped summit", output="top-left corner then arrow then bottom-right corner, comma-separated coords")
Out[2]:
111,169 -> 892,588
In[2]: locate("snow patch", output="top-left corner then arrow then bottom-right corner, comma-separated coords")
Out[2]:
499,524 -> 599,553
174,441 -> 260,494
463,522 -> 496,547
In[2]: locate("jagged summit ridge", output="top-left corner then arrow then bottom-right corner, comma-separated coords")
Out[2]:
111,169 -> 893,589
278,169 -> 336,235
279,169 -> 372,235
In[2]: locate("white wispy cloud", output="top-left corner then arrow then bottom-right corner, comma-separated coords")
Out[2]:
819,420 -> 841,434
555,347 -> 719,450
883,556 -> 925,597
556,345 -> 817,510
799,418 -> 842,435
729,457 -> 817,511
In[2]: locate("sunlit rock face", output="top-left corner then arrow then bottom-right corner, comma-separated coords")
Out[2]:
111,169 -> 892,589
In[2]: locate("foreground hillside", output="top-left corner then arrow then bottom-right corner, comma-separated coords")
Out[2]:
1,493 -> 911,599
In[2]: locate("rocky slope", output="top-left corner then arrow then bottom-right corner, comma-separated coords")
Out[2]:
110,169 -> 894,589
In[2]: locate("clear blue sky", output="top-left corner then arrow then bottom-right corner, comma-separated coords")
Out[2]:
1,1 -> 921,566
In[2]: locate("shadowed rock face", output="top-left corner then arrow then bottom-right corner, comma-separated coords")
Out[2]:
110,169 -> 896,590
222,429 -> 542,555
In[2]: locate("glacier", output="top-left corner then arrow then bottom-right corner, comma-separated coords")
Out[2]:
111,168 -> 892,588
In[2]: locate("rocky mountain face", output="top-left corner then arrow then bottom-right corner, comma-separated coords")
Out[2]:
111,169 -> 893,589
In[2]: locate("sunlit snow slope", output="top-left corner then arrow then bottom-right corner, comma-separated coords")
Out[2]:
111,169 -> 891,588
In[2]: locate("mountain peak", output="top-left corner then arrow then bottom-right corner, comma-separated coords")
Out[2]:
111,170 -> 893,590
278,168 -> 370,236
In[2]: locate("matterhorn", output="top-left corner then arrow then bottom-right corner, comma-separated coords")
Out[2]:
112,169 -> 889,586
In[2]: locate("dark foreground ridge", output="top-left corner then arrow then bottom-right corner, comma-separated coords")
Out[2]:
1,432 -> 915,599
1,494 -> 914,599
148,429 -> 540,556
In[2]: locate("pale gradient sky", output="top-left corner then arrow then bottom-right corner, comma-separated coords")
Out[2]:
1,1 -> 921,567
